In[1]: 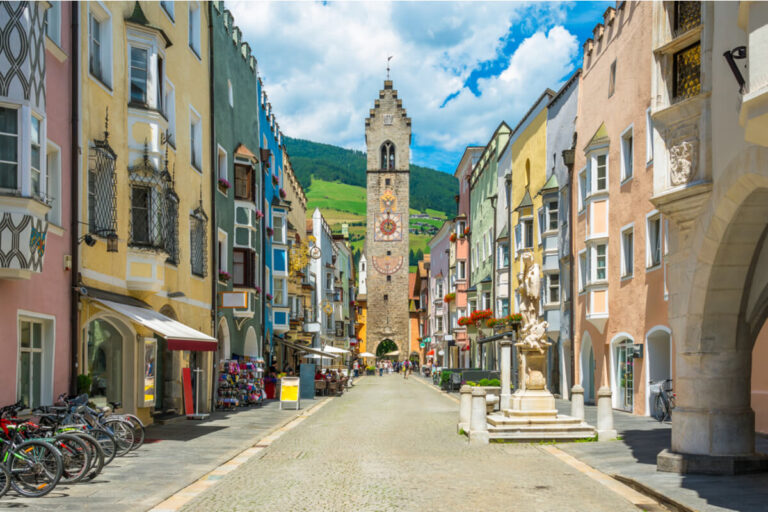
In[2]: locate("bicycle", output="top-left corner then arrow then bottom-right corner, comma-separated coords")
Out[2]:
651,378 -> 675,422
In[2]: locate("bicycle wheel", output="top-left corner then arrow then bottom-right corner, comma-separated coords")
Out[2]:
88,428 -> 117,466
71,432 -> 104,481
0,464 -> 10,498
103,420 -> 134,457
54,434 -> 90,484
7,440 -> 63,498
653,394 -> 666,422
122,414 -> 145,450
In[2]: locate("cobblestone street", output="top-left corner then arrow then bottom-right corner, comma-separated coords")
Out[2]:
179,375 -> 639,512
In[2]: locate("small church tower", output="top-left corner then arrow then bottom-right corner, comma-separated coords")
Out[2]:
364,80 -> 411,358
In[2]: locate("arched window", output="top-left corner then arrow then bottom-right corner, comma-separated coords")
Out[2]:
380,141 -> 395,170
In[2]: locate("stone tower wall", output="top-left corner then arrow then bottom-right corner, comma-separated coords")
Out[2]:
364,80 -> 411,358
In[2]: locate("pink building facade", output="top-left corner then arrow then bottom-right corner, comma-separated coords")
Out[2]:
0,2 -> 73,408
573,1 -> 672,416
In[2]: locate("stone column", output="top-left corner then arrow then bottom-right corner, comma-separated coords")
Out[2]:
458,385 -> 472,433
499,339 -> 513,410
570,384 -> 585,420
596,386 -> 617,441
469,388 -> 489,444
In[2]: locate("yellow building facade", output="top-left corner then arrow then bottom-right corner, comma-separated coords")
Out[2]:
77,1 -> 214,423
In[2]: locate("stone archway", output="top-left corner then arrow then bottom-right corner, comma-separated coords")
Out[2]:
375,338 -> 399,358
579,332 -> 595,404
661,180 -> 768,470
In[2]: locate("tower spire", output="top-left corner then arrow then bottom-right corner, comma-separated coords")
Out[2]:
386,55 -> 393,80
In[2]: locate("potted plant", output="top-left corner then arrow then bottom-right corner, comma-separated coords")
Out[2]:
271,174 -> 279,186
449,233 -> 457,243
218,270 -> 231,282
266,227 -> 274,237
443,292 -> 455,304
266,293 -> 273,301
255,286 -> 262,295
255,209 -> 264,219
464,226 -> 471,236
279,188 -> 287,199
218,178 -> 231,190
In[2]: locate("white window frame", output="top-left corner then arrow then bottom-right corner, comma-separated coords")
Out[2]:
620,124 -> 634,182
457,260 -> 466,280
545,272 -> 560,305
591,152 -> 608,193
592,243 -> 607,282
273,277 -> 288,307
522,217 -> 534,249
88,2 -> 113,90
620,224 -> 634,279
188,1 -> 201,58
16,312 -> 55,411
218,229 -> 228,274
189,106 -> 202,172
497,242 -> 509,269
272,210 -> 287,245
217,145 -> 227,184
578,167 -> 587,212
0,105 -> 19,193
646,211 -> 662,269
546,198 -> 559,232
45,1 -> 61,46
161,0 -> 175,22
646,107 -> 654,164
30,114 -> 43,197
486,230 -> 492,260
45,141 -> 62,226
164,78 -> 176,146
538,207 -> 545,243
482,291 -> 491,311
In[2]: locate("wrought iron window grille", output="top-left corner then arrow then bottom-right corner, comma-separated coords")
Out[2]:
190,194 -> 208,277
88,110 -> 117,236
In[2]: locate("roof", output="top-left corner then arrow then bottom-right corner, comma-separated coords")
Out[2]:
306,219 -> 313,233
547,69 -> 581,108
496,225 -> 509,241
541,173 -> 559,192
515,189 -> 533,210
498,88 -> 556,162
409,273 -> 418,299
234,144 -> 257,160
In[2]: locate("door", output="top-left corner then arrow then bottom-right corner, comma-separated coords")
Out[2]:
616,340 -> 634,412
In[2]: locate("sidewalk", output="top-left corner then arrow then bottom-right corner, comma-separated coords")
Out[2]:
554,399 -> 768,512
0,398 -> 327,511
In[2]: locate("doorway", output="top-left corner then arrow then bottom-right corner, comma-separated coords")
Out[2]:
580,333 -> 595,404
646,327 -> 671,417
613,337 -> 634,412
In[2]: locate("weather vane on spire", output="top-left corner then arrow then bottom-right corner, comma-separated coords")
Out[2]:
387,55 -> 393,80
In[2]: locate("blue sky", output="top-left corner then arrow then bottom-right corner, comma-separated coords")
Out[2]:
230,1 -> 614,174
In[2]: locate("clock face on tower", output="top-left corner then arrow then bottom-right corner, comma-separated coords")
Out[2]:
374,213 -> 402,241
371,255 -> 404,275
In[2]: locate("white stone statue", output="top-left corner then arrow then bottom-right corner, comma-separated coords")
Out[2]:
669,140 -> 695,186
516,252 -> 550,354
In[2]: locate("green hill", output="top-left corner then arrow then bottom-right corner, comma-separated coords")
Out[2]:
286,137 -> 457,270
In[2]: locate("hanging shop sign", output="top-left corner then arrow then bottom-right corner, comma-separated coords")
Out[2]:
220,291 -> 249,309
140,337 -> 157,407
280,376 -> 301,410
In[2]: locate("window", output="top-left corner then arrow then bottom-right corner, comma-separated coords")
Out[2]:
130,186 -> 151,244
129,47 -> 149,105
234,164 -> 253,200
188,2 -> 201,56
30,116 -> 41,196
673,1 -> 701,36
578,168 -> 587,210
647,214 -> 662,268
161,0 -> 174,21
386,275 -> 391,283
621,127 -> 633,181
217,146 -> 227,183
673,43 -> 701,101
579,251 -> 588,291
472,245 -> 477,269
486,230 -> 492,259
594,244 -> 607,281
457,221 -> 466,236
0,107 -> 18,190
18,319 -> 44,409
385,178 -> 391,186
380,141 -> 395,170
46,143 -> 61,225
217,230 -> 228,274
457,260 -> 466,280
190,208 -> 208,277
228,80 -> 233,107
88,6 -> 112,87
646,108 -> 654,163
547,199 -> 559,231
482,292 -> 491,310
436,316 -> 443,333
523,218 -> 534,249
498,242 -> 509,269
164,80 -> 176,145
498,299 -> 510,317
436,281 -> 444,298
45,1 -> 61,46
383,294 -> 388,302
608,60 -> 616,97
594,154 -> 607,191
621,227 -> 634,278
272,213 -> 286,244
232,249 -> 254,287
547,273 -> 560,304
274,277 -> 287,306
190,109 -> 202,171
326,272 -> 333,290
88,136 -> 117,234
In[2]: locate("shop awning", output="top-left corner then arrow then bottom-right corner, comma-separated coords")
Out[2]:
426,349 -> 435,356
95,299 -> 217,351
276,338 -> 339,359
322,345 -> 350,354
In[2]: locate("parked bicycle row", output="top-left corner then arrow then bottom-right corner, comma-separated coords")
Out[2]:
0,394 -> 146,499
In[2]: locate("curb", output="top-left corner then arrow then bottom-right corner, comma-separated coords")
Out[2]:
540,445 -> 669,512
412,375 -> 460,404
612,474 -> 696,512
148,397 -> 333,512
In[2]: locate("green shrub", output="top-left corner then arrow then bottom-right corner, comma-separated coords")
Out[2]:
76,374 -> 92,395
465,381 -> 477,387
478,378 -> 501,387
366,366 -> 376,371
440,371 -> 452,386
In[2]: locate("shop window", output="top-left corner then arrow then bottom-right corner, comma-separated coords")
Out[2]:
86,319 -> 123,407
0,107 -> 18,190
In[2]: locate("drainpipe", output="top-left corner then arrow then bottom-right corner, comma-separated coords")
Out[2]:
562,145 -> 576,396
506,176 -> 515,385
466,175 -> 473,368
207,7 -> 217,412
69,2 -> 80,396
488,193 -> 497,372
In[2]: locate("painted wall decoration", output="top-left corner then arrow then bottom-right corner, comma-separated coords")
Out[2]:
371,255 -> 404,275
380,189 -> 397,212
0,212 -> 47,272
374,213 -> 402,241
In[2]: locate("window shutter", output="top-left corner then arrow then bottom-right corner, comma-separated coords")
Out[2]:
538,207 -> 545,244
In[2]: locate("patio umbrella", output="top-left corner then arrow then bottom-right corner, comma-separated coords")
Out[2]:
358,352 -> 376,358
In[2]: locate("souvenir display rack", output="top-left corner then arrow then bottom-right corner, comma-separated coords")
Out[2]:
216,359 -> 265,409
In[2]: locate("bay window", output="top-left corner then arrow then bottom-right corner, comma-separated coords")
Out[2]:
647,213 -> 662,268
0,107 -> 18,190
594,244 -> 607,281
547,199 -> 558,231
594,153 -> 607,192
233,248 -> 255,288
274,277 -> 287,306
235,163 -> 253,201
547,273 -> 560,304
129,47 -> 148,105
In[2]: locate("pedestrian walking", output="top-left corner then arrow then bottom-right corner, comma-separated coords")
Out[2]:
378,361 -> 383,377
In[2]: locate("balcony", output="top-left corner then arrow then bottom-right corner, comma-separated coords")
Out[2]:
0,194 -> 50,279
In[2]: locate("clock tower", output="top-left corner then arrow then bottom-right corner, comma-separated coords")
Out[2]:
364,80 -> 411,359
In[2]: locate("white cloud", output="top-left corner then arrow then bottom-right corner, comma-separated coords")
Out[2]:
228,1 -> 578,170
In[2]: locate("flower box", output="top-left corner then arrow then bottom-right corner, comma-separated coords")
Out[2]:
218,178 -> 231,190
443,293 -> 455,303
449,233 -> 457,243
266,293 -> 273,301
464,227 -> 471,236
279,188 -> 287,199
218,270 -> 231,281
271,174 -> 279,186
266,227 -> 274,237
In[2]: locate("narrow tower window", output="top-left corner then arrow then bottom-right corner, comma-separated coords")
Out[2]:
380,141 -> 395,170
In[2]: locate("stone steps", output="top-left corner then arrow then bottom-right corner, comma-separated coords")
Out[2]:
486,412 -> 597,441
487,414 -> 585,427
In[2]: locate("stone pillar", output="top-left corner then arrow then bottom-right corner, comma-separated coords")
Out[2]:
458,385 -> 472,433
469,388 -> 489,444
499,339 -> 513,410
570,384 -> 585,420
596,386 -> 617,441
